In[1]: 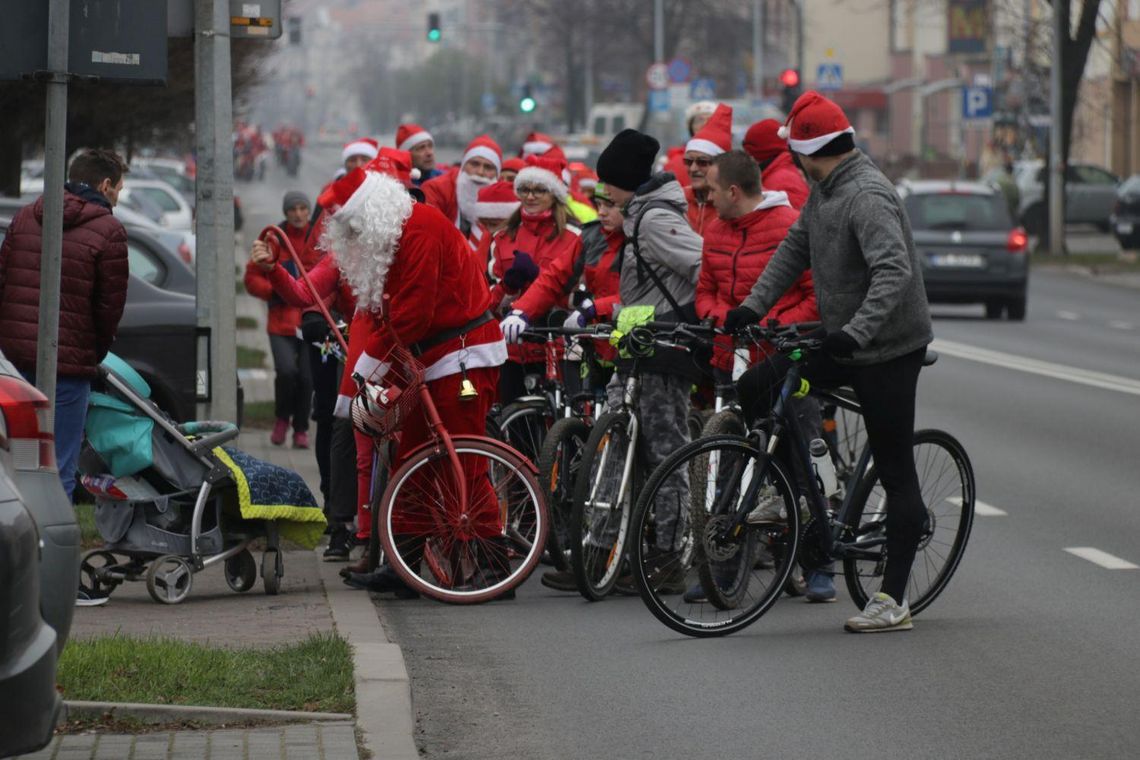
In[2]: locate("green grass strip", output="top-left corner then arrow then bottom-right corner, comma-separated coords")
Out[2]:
58,632 -> 354,714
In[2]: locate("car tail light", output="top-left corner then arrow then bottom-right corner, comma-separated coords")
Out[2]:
178,240 -> 193,264
0,376 -> 57,471
1007,227 -> 1029,253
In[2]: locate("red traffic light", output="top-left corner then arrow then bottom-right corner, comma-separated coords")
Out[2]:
779,68 -> 800,88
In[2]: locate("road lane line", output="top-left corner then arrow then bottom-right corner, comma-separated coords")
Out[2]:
949,497 -> 1006,516
931,339 -> 1140,397
1063,547 -> 1139,570
1057,311 -> 1080,321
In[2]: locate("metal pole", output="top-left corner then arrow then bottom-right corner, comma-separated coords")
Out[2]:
654,0 -> 664,62
35,0 -> 70,412
752,0 -> 764,98
584,0 -> 594,122
795,0 -> 804,76
1048,0 -> 1064,256
194,0 -> 238,422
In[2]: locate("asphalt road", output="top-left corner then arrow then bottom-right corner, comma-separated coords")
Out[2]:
374,270 -> 1140,760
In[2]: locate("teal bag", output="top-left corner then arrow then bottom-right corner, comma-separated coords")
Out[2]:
84,353 -> 156,477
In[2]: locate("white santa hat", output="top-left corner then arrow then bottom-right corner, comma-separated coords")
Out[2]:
475,181 -> 521,220
685,103 -> 733,157
513,155 -> 569,203
341,137 -> 379,164
461,134 -> 503,173
777,90 -> 856,155
396,123 -> 433,152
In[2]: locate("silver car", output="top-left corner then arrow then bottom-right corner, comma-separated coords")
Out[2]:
1014,161 -> 1120,234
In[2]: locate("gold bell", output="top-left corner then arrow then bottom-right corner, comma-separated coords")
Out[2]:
459,378 -> 478,401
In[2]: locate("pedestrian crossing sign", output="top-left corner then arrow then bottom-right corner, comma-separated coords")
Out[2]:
816,63 -> 843,92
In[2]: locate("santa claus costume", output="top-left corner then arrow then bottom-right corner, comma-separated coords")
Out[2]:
420,134 -> 502,242
743,119 -> 810,210
683,103 -> 733,236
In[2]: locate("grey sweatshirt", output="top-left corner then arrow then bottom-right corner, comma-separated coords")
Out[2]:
741,151 -> 933,364
616,174 -> 703,320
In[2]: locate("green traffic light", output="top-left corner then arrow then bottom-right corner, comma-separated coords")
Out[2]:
519,96 -> 536,113
427,29 -> 441,42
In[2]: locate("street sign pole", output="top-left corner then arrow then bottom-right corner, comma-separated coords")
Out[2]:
1048,0 -> 1065,256
35,0 -> 69,412
195,0 -> 237,421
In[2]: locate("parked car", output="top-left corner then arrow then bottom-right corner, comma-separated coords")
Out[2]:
119,178 -> 194,231
133,159 -> 196,204
897,179 -> 1029,320
0,352 -> 75,757
1014,160 -> 1119,235
1109,174 -> 1140,250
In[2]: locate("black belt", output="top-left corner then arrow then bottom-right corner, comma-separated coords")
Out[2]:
409,311 -> 495,357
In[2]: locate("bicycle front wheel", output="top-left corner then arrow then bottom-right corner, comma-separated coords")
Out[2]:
536,416 -> 591,572
570,411 -> 636,601
494,399 -> 551,466
380,437 -> 547,604
631,435 -> 800,638
842,429 -> 975,615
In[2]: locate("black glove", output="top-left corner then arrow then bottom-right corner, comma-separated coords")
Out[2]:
502,251 -> 539,291
823,330 -> 859,358
723,306 -> 760,334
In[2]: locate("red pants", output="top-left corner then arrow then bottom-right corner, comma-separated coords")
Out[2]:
354,367 -> 498,539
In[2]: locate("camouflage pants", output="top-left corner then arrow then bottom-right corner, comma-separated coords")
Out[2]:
606,370 -> 692,552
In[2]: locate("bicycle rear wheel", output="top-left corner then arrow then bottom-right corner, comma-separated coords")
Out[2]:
570,411 -> 635,601
631,435 -> 800,637
842,429 -> 975,615
379,437 -> 547,604
494,399 -> 550,466
536,416 -> 591,572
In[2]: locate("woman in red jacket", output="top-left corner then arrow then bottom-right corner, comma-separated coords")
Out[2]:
493,155 -> 584,404
243,191 -> 321,447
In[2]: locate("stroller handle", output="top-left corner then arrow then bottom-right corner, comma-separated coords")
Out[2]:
179,420 -> 241,454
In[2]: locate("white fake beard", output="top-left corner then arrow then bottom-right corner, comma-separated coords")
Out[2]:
319,174 -> 414,313
456,170 -> 494,224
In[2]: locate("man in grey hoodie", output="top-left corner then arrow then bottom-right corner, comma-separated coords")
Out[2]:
595,129 -> 704,593
724,92 -> 933,633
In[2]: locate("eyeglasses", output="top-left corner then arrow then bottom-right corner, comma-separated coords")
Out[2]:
517,185 -> 551,197
682,157 -> 714,169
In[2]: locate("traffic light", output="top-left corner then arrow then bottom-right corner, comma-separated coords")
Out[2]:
519,84 -> 536,114
426,12 -> 441,42
779,68 -> 801,113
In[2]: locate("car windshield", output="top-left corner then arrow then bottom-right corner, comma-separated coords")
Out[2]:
1119,175 -> 1140,196
905,192 -> 1012,231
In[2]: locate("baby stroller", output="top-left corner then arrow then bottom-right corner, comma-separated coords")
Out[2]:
77,354 -> 325,604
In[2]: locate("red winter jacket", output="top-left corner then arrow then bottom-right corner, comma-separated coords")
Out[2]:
663,146 -> 691,187
489,212 -> 581,364
762,152 -> 810,211
696,192 -> 818,372
684,185 -> 718,236
243,221 -> 321,336
0,192 -> 128,378
420,167 -> 460,224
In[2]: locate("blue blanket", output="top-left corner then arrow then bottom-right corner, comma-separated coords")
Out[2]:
214,446 -> 326,548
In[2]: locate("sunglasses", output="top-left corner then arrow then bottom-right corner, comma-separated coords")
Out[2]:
517,185 -> 552,197
682,157 -> 714,169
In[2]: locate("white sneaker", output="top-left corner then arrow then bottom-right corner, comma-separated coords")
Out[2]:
844,592 -> 912,633
745,486 -> 786,525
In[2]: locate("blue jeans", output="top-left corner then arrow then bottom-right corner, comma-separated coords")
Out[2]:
22,372 -> 91,499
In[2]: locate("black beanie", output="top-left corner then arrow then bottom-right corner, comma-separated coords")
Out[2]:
596,129 -> 660,192
806,132 -> 856,158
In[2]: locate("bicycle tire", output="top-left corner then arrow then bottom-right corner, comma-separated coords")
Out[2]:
842,429 -> 975,615
536,416 -> 591,572
700,408 -> 746,438
570,411 -> 636,601
631,435 -> 800,637
494,399 -> 552,465
379,436 -> 547,604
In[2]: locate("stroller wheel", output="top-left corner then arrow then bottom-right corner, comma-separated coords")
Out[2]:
146,555 -> 194,604
262,549 -> 282,596
224,549 -> 257,593
79,550 -> 124,596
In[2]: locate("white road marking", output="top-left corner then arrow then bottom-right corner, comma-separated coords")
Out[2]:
948,496 -> 1006,516
931,339 -> 1140,397
1057,310 -> 1080,321
1063,547 -> 1139,570
1108,320 -> 1134,331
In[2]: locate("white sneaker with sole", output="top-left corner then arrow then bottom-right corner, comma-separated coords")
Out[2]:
844,592 -> 912,633
745,486 -> 786,525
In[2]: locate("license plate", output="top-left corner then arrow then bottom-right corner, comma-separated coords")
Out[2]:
1117,221 -> 1134,235
929,253 -> 985,268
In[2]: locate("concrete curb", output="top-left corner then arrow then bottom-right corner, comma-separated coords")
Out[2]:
63,700 -> 352,725
317,552 -> 419,760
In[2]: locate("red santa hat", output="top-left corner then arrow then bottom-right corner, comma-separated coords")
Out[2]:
743,119 -> 786,164
461,134 -> 503,173
521,131 -> 557,157
475,181 -> 520,220
501,157 -> 526,176
341,137 -> 379,163
318,148 -> 418,216
396,123 -> 433,152
513,154 -> 569,203
777,91 -> 856,155
685,103 -> 733,157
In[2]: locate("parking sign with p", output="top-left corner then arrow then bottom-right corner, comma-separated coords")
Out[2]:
962,86 -> 993,120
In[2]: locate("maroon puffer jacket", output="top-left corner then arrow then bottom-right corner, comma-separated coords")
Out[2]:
696,192 -> 818,371
0,192 -> 129,377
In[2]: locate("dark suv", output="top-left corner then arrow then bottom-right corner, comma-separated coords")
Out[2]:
898,180 -> 1030,321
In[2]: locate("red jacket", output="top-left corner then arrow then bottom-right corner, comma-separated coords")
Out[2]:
0,192 -> 128,377
762,152 -> 810,210
243,222 -> 320,336
420,167 -> 460,224
695,193 -> 818,372
684,185 -> 718,236
489,213 -> 581,364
